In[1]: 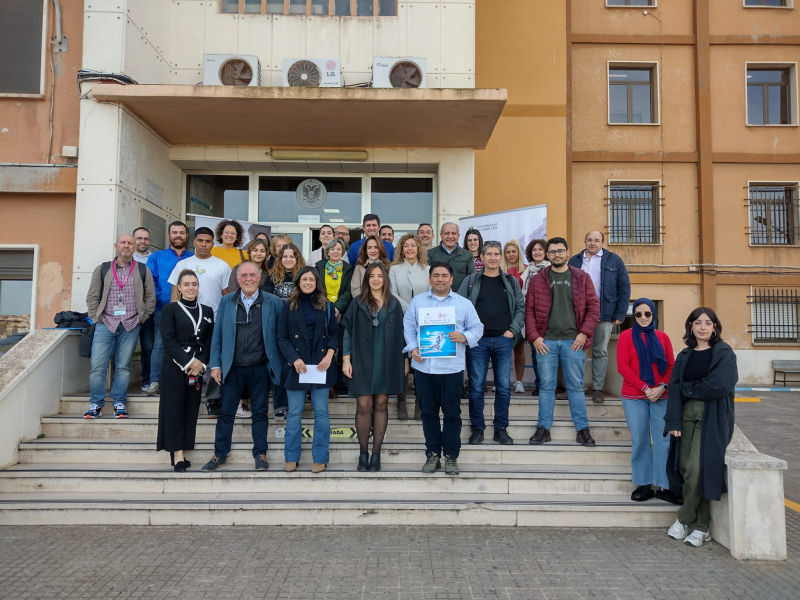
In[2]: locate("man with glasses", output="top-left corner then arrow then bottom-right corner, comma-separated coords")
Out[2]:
201,261 -> 284,472
132,227 -> 154,392
568,230 -> 630,403
525,237 -> 600,448
333,225 -> 351,263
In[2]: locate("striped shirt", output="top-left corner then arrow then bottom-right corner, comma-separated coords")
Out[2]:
102,261 -> 140,332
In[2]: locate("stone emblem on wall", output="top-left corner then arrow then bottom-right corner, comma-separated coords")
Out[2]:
296,179 -> 327,209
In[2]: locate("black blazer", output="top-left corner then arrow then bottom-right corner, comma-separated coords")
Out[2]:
160,301 -> 214,370
315,259 -> 354,314
277,299 -> 340,390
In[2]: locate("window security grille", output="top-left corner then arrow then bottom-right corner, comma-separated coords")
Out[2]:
749,288 -> 800,344
606,184 -> 662,244
747,185 -> 799,245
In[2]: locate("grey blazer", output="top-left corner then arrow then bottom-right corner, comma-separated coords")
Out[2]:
389,260 -> 431,313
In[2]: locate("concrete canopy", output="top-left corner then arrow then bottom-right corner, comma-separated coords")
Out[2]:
90,85 -> 508,150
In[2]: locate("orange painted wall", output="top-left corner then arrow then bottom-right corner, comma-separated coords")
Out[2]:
0,195 -> 76,329
474,0 -> 567,235
0,0 -> 83,163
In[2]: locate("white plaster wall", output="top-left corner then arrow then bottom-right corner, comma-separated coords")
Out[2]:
734,349 -> 800,385
84,0 -> 475,89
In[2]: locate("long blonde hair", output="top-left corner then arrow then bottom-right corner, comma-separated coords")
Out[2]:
392,233 -> 428,267
501,239 -> 524,272
170,269 -> 198,302
271,243 -> 306,284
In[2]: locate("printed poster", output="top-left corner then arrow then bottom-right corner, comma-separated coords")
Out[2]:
418,307 -> 456,359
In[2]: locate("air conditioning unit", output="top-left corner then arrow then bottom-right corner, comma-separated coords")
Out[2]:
202,54 -> 261,87
372,57 -> 427,89
282,59 -> 342,88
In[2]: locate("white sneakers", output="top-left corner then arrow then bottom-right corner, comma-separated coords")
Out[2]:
514,381 -> 525,394
144,382 -> 160,396
235,405 -> 252,419
668,519 -> 712,547
684,529 -> 712,547
667,519 -> 690,540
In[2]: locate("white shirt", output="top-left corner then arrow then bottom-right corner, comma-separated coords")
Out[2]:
580,248 -> 603,299
240,289 -> 259,315
167,255 -> 232,316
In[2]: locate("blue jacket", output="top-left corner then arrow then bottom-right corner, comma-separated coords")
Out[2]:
208,290 -> 283,386
277,300 -> 339,390
347,238 -> 395,264
147,248 -> 193,311
567,249 -> 631,323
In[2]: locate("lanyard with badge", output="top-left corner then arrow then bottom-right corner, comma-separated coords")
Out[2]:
111,261 -> 135,317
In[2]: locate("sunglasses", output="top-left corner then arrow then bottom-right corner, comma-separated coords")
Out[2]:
635,311 -> 652,319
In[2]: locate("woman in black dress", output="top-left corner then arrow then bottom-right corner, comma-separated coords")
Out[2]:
156,269 -> 215,471
341,262 -> 406,472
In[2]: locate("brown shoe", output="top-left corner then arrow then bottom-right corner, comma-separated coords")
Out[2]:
311,463 -> 326,473
592,390 -> 605,404
397,394 -> 409,421
284,462 -> 298,472
329,387 -> 338,399
413,400 -> 421,420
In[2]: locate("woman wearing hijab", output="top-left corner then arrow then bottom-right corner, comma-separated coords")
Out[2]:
616,298 -> 676,503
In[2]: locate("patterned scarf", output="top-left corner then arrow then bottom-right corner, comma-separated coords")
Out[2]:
325,260 -> 343,280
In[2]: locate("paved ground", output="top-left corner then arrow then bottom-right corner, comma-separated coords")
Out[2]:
0,391 -> 798,600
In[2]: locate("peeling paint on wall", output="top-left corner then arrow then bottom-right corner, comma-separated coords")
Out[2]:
37,261 -> 69,310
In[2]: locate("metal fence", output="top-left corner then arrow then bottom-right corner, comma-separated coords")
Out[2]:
747,186 -> 799,246
748,288 -> 800,344
607,185 -> 662,244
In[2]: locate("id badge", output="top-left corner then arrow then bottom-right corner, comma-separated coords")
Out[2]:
113,304 -> 126,317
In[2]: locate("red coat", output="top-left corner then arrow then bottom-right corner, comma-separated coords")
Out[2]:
616,328 -> 675,399
525,266 -> 600,348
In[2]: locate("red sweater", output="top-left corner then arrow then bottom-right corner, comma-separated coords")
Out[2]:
616,328 -> 675,399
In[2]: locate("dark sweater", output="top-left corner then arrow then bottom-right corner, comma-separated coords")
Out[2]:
475,274 -> 511,337
300,294 -> 316,350
232,294 -> 267,367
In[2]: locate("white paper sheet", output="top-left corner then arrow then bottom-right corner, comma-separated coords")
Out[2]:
299,365 -> 327,384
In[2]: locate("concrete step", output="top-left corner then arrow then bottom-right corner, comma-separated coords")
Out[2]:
60,395 -> 627,419
0,491 -> 677,527
18,438 -> 634,466
40,414 -> 632,442
0,463 -> 639,496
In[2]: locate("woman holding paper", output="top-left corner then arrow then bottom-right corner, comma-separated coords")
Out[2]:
277,266 -> 340,473
341,263 -> 406,472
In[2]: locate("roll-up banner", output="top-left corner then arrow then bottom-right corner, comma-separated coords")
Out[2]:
459,205 -> 547,264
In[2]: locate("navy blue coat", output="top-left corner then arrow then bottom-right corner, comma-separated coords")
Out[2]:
568,249 -> 631,323
277,300 -> 340,390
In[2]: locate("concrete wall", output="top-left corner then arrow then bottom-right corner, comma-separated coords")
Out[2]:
83,0 -> 475,89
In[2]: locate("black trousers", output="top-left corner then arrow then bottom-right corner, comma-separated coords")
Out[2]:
415,370 -> 463,459
156,361 -> 202,453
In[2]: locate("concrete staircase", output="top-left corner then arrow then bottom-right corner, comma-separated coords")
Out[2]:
0,394 -> 678,526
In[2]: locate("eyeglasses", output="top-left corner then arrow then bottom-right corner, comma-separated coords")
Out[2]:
547,249 -> 567,256
635,311 -> 652,319
334,232 -> 349,238
238,274 -> 259,281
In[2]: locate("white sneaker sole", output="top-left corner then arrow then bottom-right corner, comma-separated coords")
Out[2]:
685,533 -> 712,547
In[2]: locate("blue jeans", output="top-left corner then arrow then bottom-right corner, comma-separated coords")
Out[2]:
285,388 -> 330,464
214,363 -> 271,460
89,322 -> 141,407
536,339 -> 589,431
150,309 -> 164,384
622,397 -> 670,489
273,383 -> 288,412
529,346 -> 541,391
138,317 -> 154,385
467,335 -> 513,430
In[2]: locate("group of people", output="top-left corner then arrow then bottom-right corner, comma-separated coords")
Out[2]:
84,214 -> 737,548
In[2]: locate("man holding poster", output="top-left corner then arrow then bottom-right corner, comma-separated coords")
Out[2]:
403,263 -> 483,476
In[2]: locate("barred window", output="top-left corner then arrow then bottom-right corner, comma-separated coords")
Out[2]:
749,288 -> 800,344
607,184 -> 661,244
221,0 -> 397,15
747,184 -> 799,245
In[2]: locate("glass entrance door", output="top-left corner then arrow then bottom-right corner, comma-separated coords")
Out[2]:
270,225 -> 312,258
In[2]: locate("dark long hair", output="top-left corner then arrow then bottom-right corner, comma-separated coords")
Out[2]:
463,228 -> 484,256
359,262 -> 392,314
357,235 -> 390,269
288,265 -> 327,311
683,306 -> 724,348
214,219 -> 244,247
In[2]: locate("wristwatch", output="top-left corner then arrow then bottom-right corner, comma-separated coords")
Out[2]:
659,383 -> 668,390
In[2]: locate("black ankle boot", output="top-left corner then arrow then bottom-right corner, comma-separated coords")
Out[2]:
357,452 -> 369,472
369,453 -> 381,472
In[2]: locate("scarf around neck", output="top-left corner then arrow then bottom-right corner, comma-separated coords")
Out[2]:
630,297 -> 668,386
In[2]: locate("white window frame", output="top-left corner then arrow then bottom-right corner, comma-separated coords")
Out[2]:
606,0 -> 657,7
0,0 -> 49,98
743,0 -> 793,9
750,286 -> 800,347
607,61 -> 661,126
0,244 -> 40,331
746,180 -> 800,247
606,178 -> 664,246
744,62 -> 799,127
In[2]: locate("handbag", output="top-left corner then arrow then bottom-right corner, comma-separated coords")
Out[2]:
79,324 -> 96,358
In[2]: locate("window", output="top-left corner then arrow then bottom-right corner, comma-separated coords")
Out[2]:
744,0 -> 789,6
749,288 -> 800,344
0,249 -> 35,354
607,0 -> 655,6
185,175 -> 250,250
221,0 -> 397,15
0,0 -> 47,96
608,65 -> 658,124
747,184 -> 799,245
747,67 -> 794,125
258,177 -> 362,223
607,183 -> 662,244
371,178 -> 434,224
